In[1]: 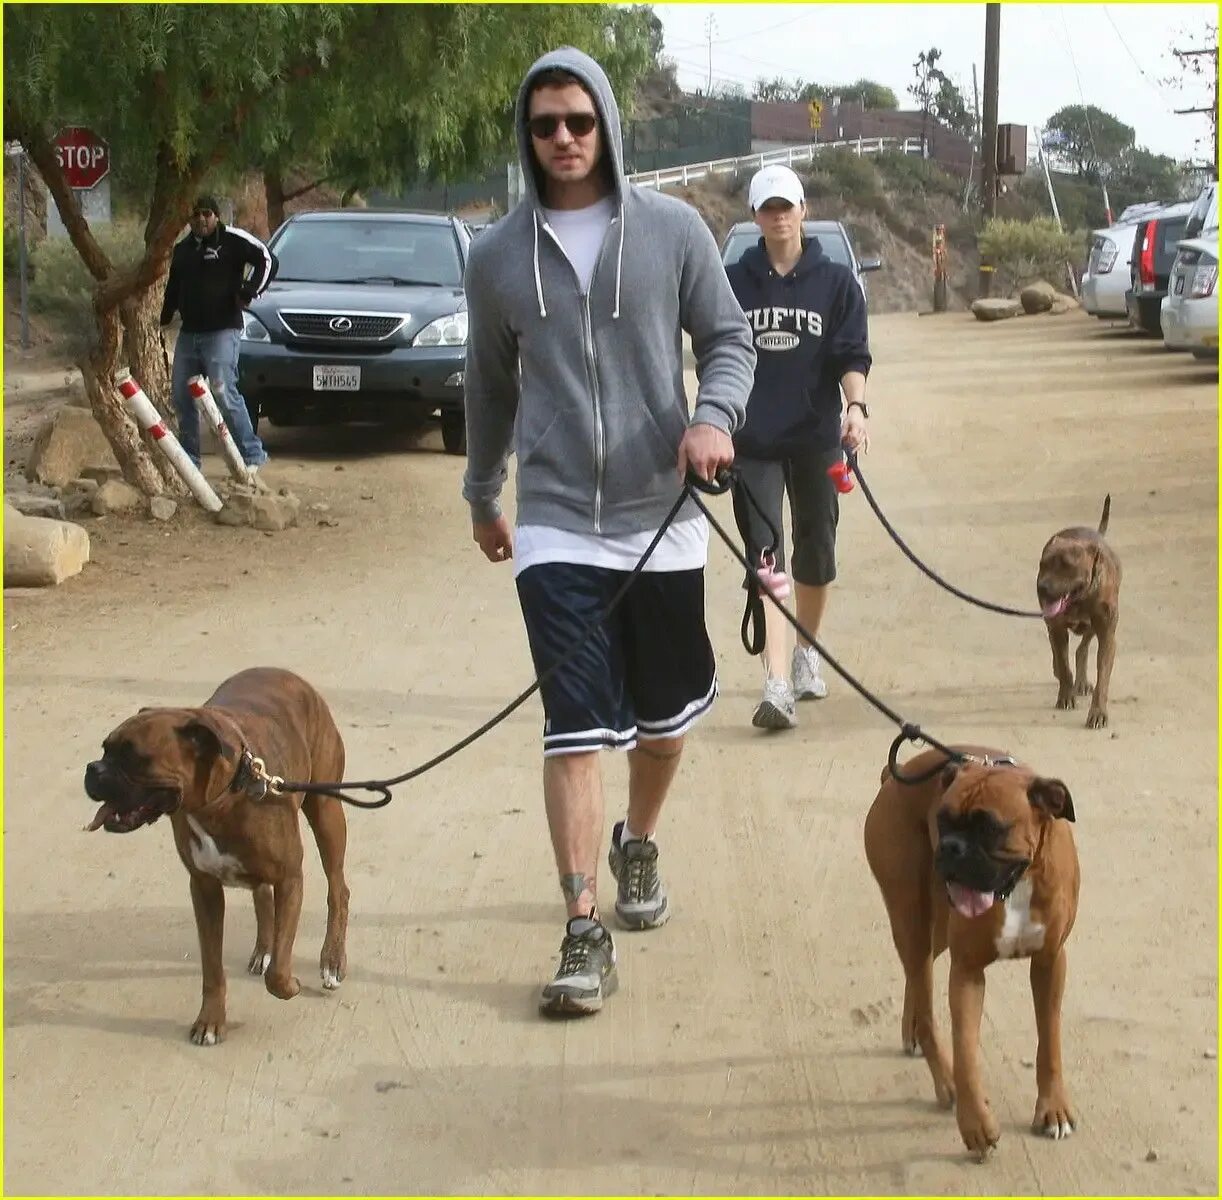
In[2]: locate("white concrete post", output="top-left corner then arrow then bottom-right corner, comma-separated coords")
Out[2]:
188,375 -> 252,483
114,370 -> 222,513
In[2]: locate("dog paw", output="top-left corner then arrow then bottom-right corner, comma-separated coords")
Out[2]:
1085,708 -> 1108,729
321,963 -> 345,990
189,1016 -> 226,1046
1074,678 -> 1093,697
958,1102 -> 1001,1160
1033,1094 -> 1076,1140
933,1076 -> 956,1110
265,972 -> 300,1001
1055,691 -> 1076,711
248,949 -> 271,976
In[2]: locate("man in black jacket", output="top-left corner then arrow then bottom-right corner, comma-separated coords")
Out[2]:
159,194 -> 275,471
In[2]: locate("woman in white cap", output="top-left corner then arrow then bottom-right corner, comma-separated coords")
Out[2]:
725,163 -> 872,730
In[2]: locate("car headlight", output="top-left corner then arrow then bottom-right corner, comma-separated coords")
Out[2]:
241,312 -> 271,342
412,311 -> 468,347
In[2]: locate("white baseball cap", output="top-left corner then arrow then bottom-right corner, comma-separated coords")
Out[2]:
749,164 -> 806,212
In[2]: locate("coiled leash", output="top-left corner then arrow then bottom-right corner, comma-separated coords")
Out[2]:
241,467 -> 1005,804
839,450 -> 1048,620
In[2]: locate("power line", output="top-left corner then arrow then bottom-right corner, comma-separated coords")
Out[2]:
1101,5 -> 1178,112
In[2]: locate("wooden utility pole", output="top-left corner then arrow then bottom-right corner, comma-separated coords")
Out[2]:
978,2 -> 1001,298
1172,43 -> 1218,174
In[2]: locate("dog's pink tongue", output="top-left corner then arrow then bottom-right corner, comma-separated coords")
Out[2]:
1042,596 -> 1069,619
948,882 -> 995,919
83,804 -> 114,833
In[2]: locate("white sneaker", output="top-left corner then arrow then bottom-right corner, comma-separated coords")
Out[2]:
752,676 -> 797,730
792,646 -> 828,700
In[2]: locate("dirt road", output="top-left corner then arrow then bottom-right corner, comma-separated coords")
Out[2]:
4,309 -> 1217,1195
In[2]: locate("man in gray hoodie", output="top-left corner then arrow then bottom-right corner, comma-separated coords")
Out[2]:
462,47 -> 755,1017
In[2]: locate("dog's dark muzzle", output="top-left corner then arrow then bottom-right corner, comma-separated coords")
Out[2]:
83,761 -> 180,834
935,834 -> 1028,898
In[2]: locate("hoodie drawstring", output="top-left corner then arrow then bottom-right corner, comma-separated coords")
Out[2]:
613,207 -> 625,320
532,211 -> 547,319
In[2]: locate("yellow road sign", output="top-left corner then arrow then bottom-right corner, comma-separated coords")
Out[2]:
808,99 -> 823,130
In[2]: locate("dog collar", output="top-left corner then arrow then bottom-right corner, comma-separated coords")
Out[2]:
230,748 -> 283,802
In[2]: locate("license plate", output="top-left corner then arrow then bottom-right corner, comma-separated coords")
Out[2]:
313,365 -> 360,391
1174,275 -> 1185,296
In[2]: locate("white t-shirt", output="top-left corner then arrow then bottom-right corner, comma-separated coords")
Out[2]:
517,199 -> 707,577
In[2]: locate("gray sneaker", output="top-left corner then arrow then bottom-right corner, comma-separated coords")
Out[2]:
539,915 -> 618,1017
792,646 -> 828,700
752,676 -> 798,729
608,821 -> 670,929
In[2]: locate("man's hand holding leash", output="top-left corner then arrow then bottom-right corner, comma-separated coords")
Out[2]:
677,421 -> 734,483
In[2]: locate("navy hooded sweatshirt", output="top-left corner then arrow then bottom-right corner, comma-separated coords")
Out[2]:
726,237 -> 872,459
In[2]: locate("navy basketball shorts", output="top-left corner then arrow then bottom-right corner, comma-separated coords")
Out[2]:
514,563 -> 718,757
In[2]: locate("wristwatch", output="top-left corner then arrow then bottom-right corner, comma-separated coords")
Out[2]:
847,400 -> 870,418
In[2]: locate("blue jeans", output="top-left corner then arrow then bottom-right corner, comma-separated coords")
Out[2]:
170,328 -> 268,467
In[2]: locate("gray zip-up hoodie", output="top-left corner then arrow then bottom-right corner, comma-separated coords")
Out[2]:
461,47 -> 756,536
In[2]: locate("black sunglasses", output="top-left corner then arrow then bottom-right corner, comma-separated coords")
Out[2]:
526,112 -> 598,140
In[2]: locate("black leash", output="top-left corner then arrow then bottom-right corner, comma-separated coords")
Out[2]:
846,450 -> 1047,620
244,468 -> 1000,803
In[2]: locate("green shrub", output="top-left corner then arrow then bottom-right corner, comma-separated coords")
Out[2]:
806,148 -> 881,204
977,216 -> 1082,293
874,149 -> 960,199
28,217 -> 148,330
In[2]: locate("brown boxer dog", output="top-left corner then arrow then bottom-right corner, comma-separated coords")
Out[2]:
83,667 -> 349,1046
864,746 -> 1079,1159
1037,495 -> 1120,729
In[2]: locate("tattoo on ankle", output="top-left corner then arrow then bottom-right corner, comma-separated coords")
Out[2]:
560,873 -> 591,904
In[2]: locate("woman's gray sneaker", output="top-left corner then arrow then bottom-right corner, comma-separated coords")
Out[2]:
539,915 -> 618,1017
608,821 -> 671,929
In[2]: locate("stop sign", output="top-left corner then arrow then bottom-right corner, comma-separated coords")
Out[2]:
53,126 -> 110,190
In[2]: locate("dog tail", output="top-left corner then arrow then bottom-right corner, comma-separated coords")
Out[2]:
1098,493 -> 1111,536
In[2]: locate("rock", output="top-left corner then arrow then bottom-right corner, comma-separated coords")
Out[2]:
4,511 -> 90,587
79,464 -> 123,484
65,373 -> 90,408
214,486 -> 299,531
26,407 -> 119,488
251,491 -> 301,532
61,478 -> 100,519
971,298 -> 1023,322
1146,1149 -> 1159,1163
91,480 -> 144,516
215,489 -> 256,527
1020,281 -> 1056,314
8,492 -> 66,521
148,496 -> 178,522
1049,292 -> 1080,315
308,502 -> 332,514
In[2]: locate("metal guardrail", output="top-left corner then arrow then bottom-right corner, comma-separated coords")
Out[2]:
627,136 -> 926,191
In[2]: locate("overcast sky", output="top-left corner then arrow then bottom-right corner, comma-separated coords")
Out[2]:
652,3 -> 1217,164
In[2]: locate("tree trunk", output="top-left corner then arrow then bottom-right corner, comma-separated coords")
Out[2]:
121,285 -> 187,494
82,301 -> 169,498
264,163 -> 287,237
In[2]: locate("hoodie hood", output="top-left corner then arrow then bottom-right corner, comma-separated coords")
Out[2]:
515,46 -> 627,208
515,47 -> 629,319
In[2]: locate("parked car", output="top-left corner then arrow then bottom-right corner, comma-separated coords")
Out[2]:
1159,232 -> 1218,359
720,220 -> 882,299
1080,202 -> 1166,319
1161,183 -> 1219,360
238,209 -> 472,454
1125,201 -> 1194,336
